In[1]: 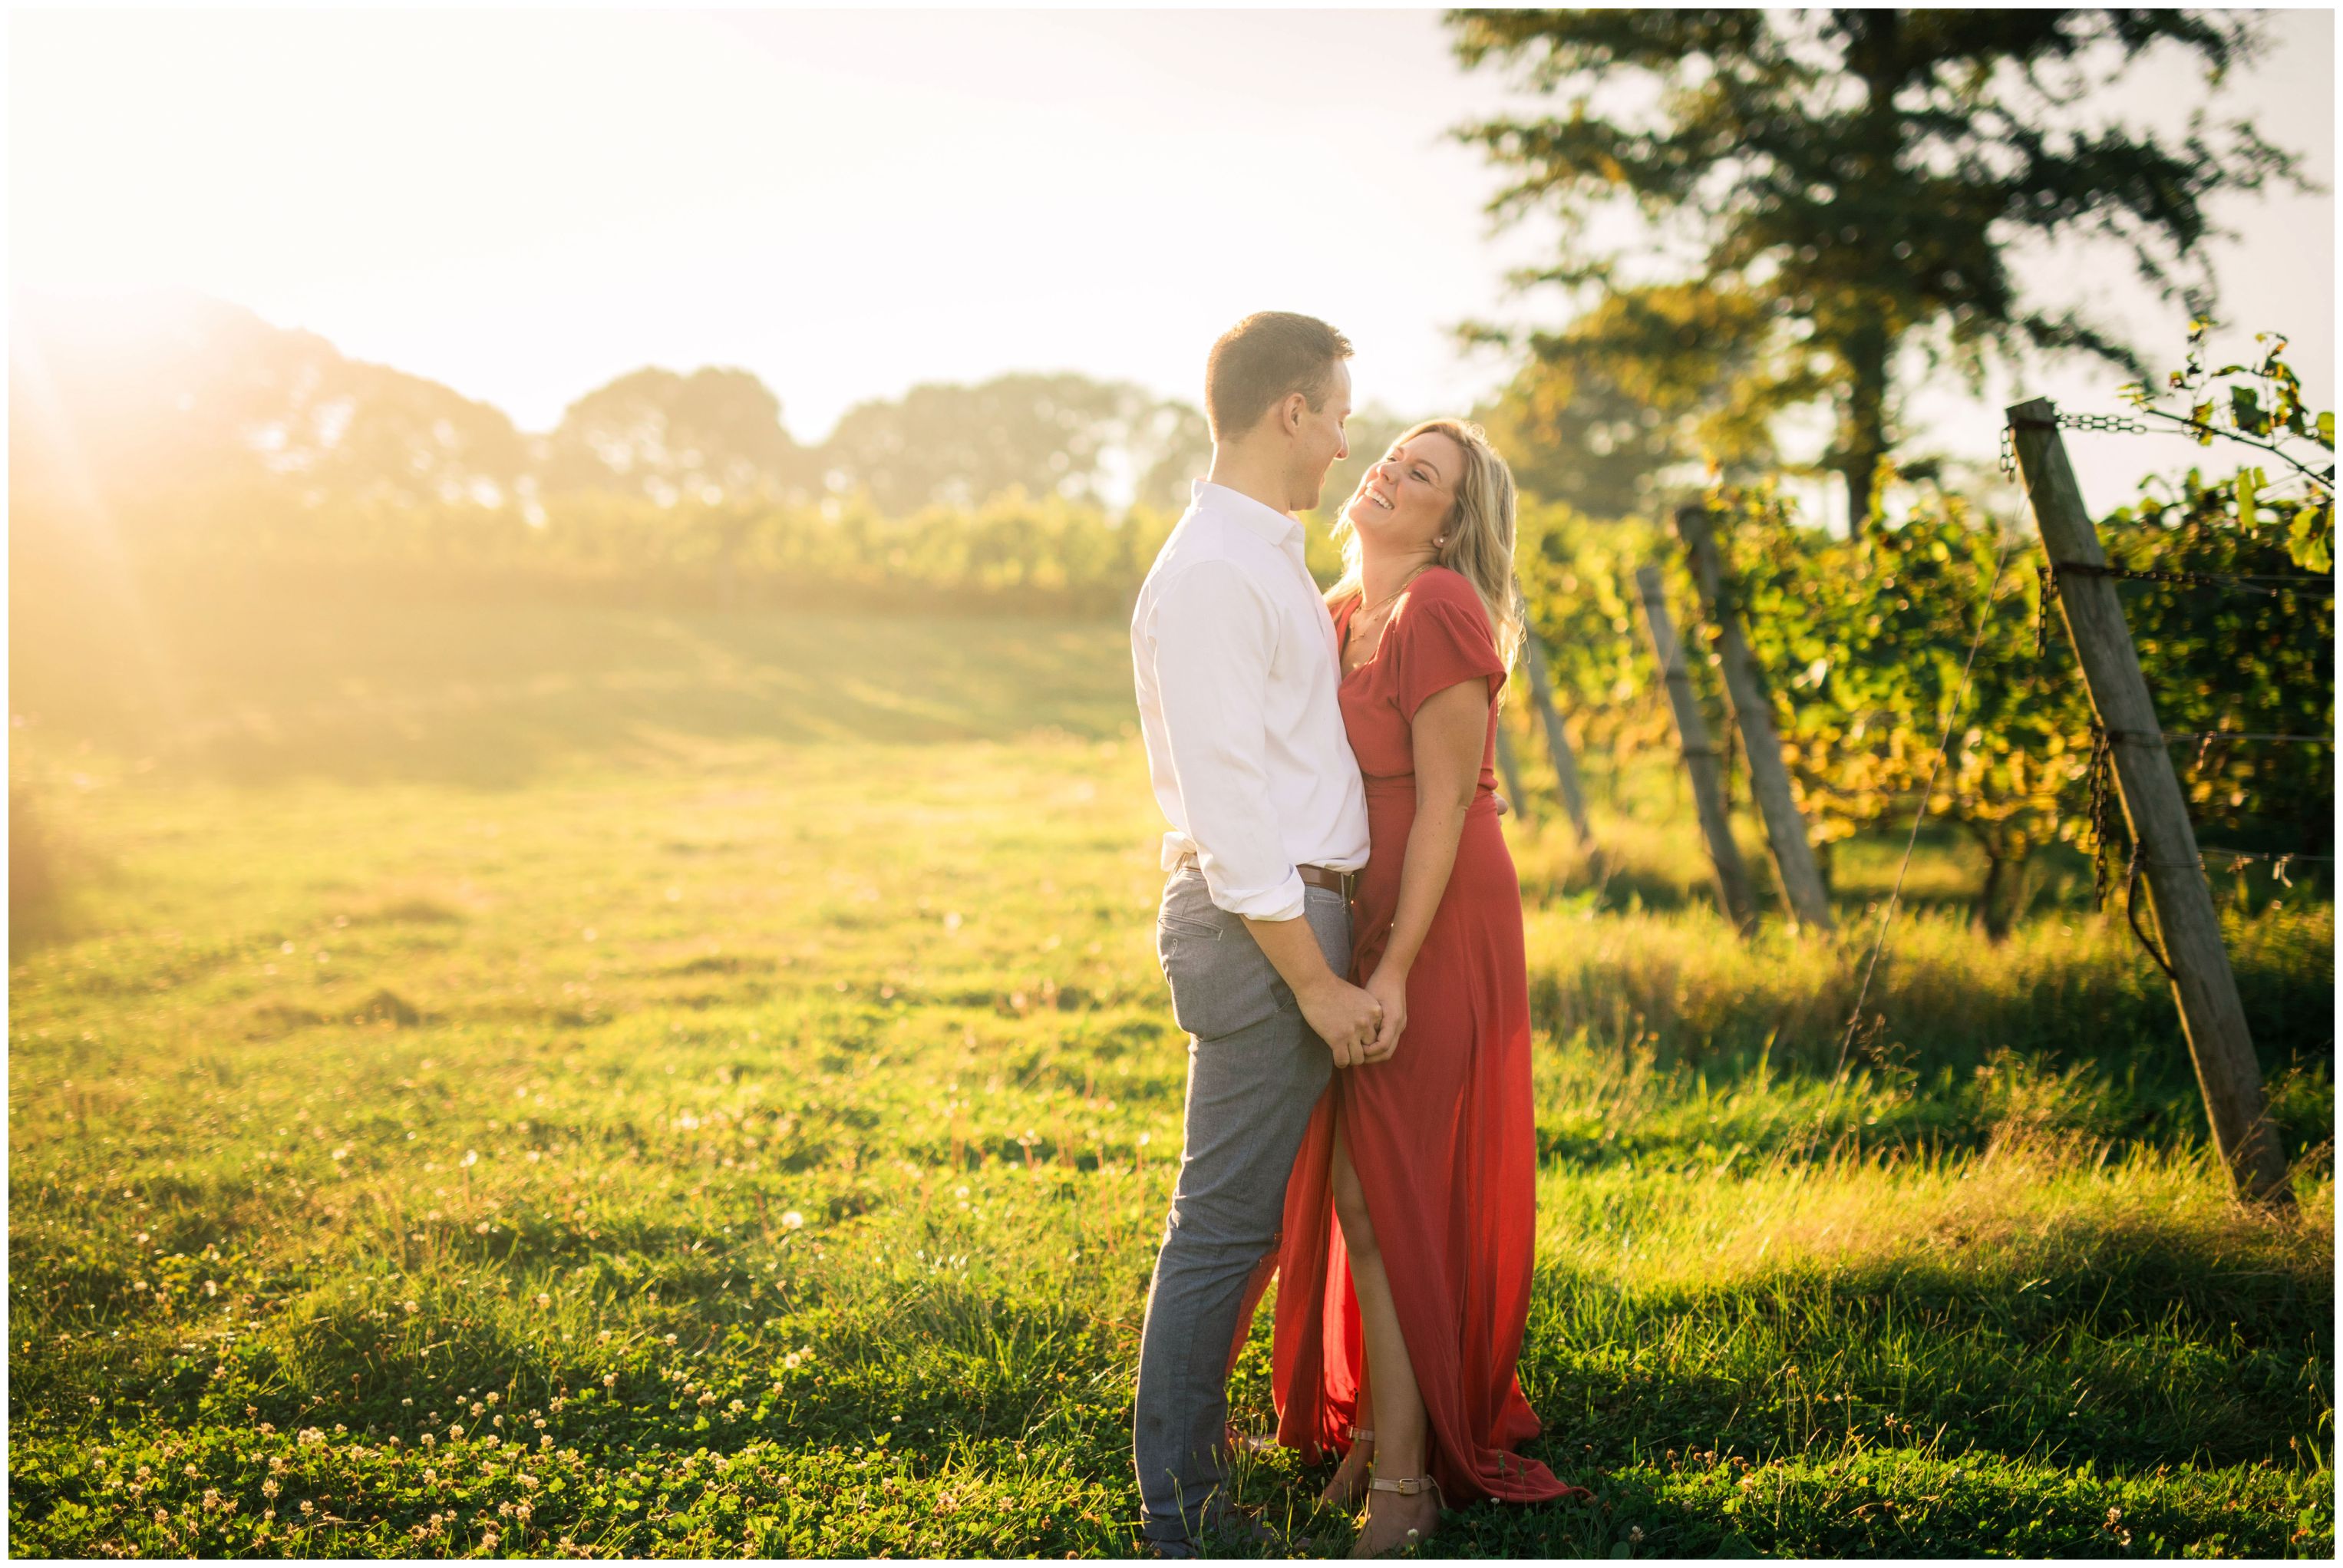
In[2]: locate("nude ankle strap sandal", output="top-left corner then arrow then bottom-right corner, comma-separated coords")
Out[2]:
1368,1474 -> 1437,1498
1348,1427 -> 1375,1444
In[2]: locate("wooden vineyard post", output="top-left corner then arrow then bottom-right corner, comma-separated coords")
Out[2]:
1494,717 -> 1530,819
2008,396 -> 2290,1205
1674,503 -> 1836,933
1519,632 -> 1599,854
1634,565 -> 1757,935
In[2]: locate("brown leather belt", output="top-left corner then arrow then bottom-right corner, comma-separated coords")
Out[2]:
1176,855 -> 1357,902
1299,863 -> 1358,900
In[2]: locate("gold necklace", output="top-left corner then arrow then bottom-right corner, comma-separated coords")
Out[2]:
1357,565 -> 1430,622
1345,565 -> 1429,660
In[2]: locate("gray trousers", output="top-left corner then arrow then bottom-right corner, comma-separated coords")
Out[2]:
1133,864 -> 1350,1546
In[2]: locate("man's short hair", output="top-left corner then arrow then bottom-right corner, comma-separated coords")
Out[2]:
1204,312 -> 1352,440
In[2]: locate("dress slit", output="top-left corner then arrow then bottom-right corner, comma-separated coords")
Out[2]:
1264,572 -> 1589,1507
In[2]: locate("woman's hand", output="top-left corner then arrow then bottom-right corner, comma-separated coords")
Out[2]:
1361,962 -> 1409,1063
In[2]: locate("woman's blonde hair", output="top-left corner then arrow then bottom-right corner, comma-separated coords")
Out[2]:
1327,417 -> 1525,673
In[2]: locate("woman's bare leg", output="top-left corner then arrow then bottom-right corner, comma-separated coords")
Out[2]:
1318,1363 -> 1375,1505
1330,1119 -> 1438,1554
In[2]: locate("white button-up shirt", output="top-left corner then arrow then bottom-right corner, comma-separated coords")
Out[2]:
1130,480 -> 1370,921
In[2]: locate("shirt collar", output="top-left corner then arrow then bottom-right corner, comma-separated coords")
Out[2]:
1193,480 -> 1303,548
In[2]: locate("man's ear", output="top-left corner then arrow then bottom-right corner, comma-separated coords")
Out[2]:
1279,391 -> 1308,437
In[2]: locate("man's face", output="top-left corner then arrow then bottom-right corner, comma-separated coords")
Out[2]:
1285,359 -> 1352,512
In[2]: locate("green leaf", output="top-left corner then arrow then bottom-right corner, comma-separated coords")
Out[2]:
2285,501 -> 2333,574
2236,467 -> 2261,530
2232,385 -> 2267,437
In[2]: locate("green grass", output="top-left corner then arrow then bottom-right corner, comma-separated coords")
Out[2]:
8,586 -> 2333,1556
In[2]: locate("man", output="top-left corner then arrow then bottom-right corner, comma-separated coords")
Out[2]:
1128,312 -> 1386,1555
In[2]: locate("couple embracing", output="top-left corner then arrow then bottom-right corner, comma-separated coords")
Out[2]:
1129,312 -> 1586,1557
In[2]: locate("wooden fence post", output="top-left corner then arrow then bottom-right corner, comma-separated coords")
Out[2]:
1494,717 -> 1530,819
1518,632 -> 1599,854
2008,395 -> 2290,1205
1674,503 -> 1836,933
1634,565 -> 1758,935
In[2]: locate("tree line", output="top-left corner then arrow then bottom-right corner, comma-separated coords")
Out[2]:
8,291 -> 1228,524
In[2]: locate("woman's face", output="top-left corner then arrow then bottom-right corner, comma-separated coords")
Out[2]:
1341,431 -> 1465,558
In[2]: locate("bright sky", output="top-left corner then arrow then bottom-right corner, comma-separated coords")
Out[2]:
10,7 -> 2334,519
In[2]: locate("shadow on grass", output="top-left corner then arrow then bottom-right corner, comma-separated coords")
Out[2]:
1517,1220 -> 2330,1483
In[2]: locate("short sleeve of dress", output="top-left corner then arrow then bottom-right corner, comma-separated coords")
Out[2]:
1392,579 -> 1507,720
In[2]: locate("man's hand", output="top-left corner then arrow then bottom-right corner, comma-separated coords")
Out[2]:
1361,964 -> 1408,1063
1242,909 -> 1381,1068
1298,975 -> 1384,1070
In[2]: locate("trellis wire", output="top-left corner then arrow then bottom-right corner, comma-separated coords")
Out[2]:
1817,530 -> 2015,1111
2034,562 -> 2335,655
2013,408 -> 2335,955
1783,403 -> 2322,1134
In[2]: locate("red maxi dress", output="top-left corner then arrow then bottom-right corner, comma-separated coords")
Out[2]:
1266,567 -> 1583,1506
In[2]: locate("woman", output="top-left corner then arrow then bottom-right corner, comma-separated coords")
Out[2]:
1267,419 -> 1588,1556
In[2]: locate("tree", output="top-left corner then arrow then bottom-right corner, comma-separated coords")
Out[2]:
543,366 -> 808,503
10,289 -> 530,533
1449,9 -> 2307,523
816,373 -> 1205,515
1473,281 -> 1794,517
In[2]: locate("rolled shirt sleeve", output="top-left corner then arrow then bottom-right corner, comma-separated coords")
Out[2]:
1146,560 -> 1309,922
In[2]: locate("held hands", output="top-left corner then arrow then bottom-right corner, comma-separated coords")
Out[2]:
1300,976 -> 1384,1071
1361,963 -> 1408,1063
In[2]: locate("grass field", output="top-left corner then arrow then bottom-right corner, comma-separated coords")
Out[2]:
8,586 -> 2334,1557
